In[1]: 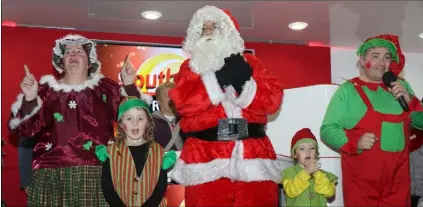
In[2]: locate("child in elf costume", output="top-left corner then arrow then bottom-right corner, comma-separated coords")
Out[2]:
282,128 -> 337,207
95,97 -> 176,207
321,34 -> 423,206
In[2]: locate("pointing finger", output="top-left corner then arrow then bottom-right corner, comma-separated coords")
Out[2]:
121,55 -> 130,70
24,65 -> 31,76
124,54 -> 131,64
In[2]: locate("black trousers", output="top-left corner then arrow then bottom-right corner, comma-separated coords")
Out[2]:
412,195 -> 420,207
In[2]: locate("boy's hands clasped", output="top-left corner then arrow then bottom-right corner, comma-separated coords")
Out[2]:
304,159 -> 321,175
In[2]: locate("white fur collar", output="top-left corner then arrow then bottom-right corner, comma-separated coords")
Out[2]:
39,73 -> 104,92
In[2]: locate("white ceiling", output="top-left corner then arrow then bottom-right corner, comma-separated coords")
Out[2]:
3,0 -> 423,53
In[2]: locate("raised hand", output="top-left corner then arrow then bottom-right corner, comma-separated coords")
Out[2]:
120,54 -> 137,86
20,65 -> 38,101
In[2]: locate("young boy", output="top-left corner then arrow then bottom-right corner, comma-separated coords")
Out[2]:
281,128 -> 337,206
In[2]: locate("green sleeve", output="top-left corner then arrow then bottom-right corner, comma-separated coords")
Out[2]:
320,82 -> 366,154
281,167 -> 295,179
411,111 -> 423,130
323,170 -> 338,183
400,79 -> 415,96
320,84 -> 351,150
401,80 -> 423,129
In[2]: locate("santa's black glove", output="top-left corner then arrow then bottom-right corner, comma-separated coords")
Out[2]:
218,53 -> 253,94
215,63 -> 233,88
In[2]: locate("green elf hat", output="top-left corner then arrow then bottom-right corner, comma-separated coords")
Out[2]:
356,34 -> 405,76
290,128 -> 318,157
117,96 -> 152,121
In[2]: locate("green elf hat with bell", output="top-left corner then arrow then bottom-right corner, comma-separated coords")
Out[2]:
117,96 -> 152,121
356,34 -> 405,76
290,128 -> 319,157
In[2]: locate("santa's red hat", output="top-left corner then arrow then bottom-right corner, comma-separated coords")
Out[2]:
222,9 -> 240,32
182,5 -> 245,55
358,34 -> 405,76
290,128 -> 318,156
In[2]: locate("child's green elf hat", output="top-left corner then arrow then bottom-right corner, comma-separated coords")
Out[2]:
117,96 -> 152,121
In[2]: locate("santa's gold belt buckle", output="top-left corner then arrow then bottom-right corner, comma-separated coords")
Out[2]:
217,118 -> 248,141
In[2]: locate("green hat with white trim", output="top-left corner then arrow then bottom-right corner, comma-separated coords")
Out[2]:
117,96 -> 151,121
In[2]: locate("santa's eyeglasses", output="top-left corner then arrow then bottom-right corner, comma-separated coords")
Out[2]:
198,26 -> 219,35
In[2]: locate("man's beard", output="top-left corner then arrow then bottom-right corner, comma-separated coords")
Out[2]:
189,35 -> 238,74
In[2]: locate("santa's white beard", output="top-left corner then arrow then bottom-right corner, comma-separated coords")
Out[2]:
189,35 -> 239,74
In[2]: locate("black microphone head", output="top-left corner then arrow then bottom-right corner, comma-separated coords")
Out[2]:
382,71 -> 397,87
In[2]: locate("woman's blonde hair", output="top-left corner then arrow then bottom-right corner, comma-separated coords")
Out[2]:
114,107 -> 155,146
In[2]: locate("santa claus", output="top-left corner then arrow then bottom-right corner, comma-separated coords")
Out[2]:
169,5 -> 283,206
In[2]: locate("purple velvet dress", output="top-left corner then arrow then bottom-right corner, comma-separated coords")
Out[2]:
9,73 -> 141,170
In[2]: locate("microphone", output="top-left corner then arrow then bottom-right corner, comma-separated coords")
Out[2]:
382,71 -> 409,112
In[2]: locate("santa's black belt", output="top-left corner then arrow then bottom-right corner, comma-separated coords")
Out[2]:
183,119 -> 266,141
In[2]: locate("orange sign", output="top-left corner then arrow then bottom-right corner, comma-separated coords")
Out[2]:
95,43 -> 188,96
134,53 -> 186,93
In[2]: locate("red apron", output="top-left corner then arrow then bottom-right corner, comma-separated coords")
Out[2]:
342,83 -> 411,207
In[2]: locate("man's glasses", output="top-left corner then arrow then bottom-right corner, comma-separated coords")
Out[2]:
198,25 -> 219,35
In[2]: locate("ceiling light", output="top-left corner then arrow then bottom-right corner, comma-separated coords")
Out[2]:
288,21 -> 308,31
419,32 -> 423,39
141,11 -> 162,20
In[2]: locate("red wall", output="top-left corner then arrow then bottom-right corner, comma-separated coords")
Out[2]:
1,26 -> 331,206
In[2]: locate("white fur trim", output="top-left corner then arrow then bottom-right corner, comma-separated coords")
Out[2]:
221,86 -> 242,118
39,73 -> 104,92
235,78 -> 257,108
140,93 -> 153,105
170,141 -> 282,186
183,5 -> 245,55
53,34 -> 101,73
9,94 -> 43,130
120,86 -> 128,96
119,87 -> 153,105
201,71 -> 225,105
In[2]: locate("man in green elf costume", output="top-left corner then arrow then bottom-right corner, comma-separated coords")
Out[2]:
320,34 -> 423,206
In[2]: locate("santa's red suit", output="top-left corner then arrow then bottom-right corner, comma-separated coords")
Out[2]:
169,5 -> 283,207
